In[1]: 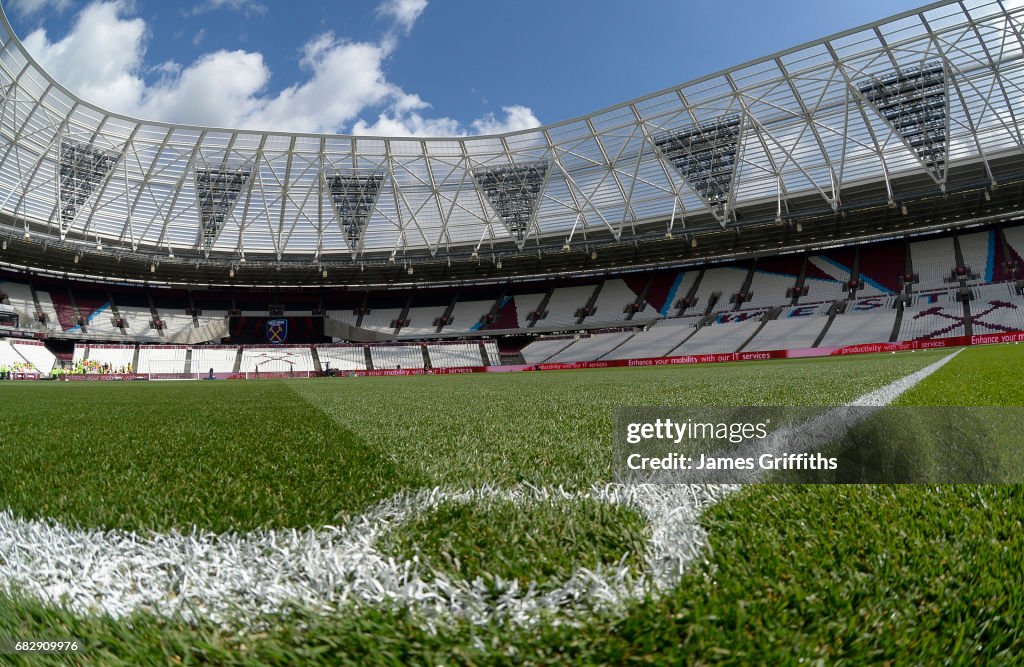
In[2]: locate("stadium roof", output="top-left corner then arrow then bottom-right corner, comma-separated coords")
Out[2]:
1,0 -> 1024,286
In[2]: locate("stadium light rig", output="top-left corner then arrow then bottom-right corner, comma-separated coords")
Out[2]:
326,171 -> 384,252
472,161 -> 548,245
652,115 -> 741,220
58,138 -> 120,236
196,168 -> 250,252
858,61 -> 947,182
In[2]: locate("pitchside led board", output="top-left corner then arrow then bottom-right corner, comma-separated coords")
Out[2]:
228,316 -> 329,345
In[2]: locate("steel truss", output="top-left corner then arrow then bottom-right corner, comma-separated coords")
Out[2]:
195,167 -> 250,252
326,172 -> 384,252
0,0 -> 1020,268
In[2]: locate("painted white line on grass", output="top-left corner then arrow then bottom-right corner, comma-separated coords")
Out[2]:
0,484 -> 730,628
683,347 -> 965,484
0,350 -> 962,628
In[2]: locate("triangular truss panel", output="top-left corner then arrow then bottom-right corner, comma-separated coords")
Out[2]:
472,160 -> 549,248
776,59 -> 882,197
1,0 -> 1022,261
326,170 -> 384,252
857,61 -> 948,183
620,142 -> 687,226
552,149 -> 627,238
121,140 -> 191,249
58,137 -> 120,235
918,9 -> 1024,167
424,156 -> 486,250
389,155 -> 446,254
195,167 -> 250,250
437,182 -> 492,247
731,55 -> 849,209
650,115 -> 742,220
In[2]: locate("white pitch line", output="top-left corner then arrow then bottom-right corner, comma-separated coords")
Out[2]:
0,350 -> 963,628
681,347 -> 965,484
0,484 -> 731,628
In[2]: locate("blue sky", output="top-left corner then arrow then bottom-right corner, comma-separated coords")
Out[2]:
4,0 -> 931,135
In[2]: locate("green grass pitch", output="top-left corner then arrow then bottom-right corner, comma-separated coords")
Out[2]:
0,345 -> 1022,665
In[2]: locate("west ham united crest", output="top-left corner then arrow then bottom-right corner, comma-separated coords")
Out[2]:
266,319 -> 288,345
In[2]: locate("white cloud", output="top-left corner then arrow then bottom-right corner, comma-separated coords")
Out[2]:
22,1 -> 148,113
242,33 -> 399,133
377,0 -> 428,34
7,0 -> 73,18
137,50 -> 270,127
352,112 -> 461,138
353,105 -> 541,138
471,105 -> 543,136
18,0 -> 542,137
188,0 -> 267,17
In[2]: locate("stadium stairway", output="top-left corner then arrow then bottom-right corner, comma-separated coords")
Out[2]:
575,283 -> 603,325
435,291 -> 460,334
528,286 -> 555,328
596,330 -> 638,360
105,286 -> 125,336
963,296 -> 974,338
165,317 -> 228,344
736,307 -> 781,352
812,301 -> 845,347
626,276 -> 653,321
543,338 -> 576,362
66,288 -> 85,333
662,323 -> 701,357
889,300 -> 906,342
28,282 -> 43,327
148,289 -> 164,337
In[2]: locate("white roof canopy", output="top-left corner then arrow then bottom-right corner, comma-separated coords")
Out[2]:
0,0 -> 1020,263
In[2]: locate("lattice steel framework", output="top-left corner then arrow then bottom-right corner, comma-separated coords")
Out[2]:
195,167 -> 250,252
472,161 -> 549,246
326,172 -> 383,251
652,115 -> 742,222
858,61 -> 950,185
0,0 -> 1021,266
58,138 -> 119,236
